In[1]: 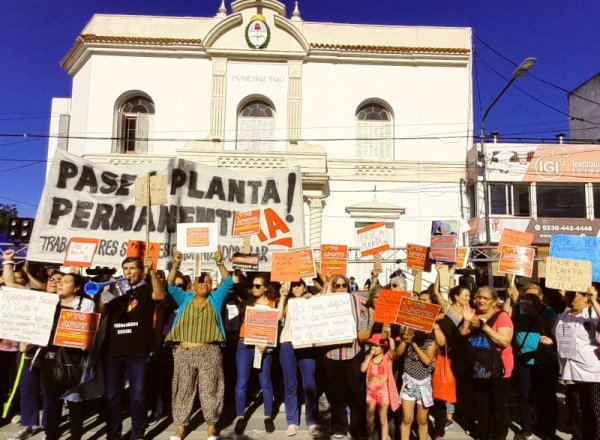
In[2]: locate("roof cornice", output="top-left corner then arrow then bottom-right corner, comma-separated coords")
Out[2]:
310,42 -> 470,55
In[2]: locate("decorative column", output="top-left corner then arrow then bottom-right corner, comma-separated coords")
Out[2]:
305,196 -> 326,250
210,58 -> 228,145
287,60 -> 302,144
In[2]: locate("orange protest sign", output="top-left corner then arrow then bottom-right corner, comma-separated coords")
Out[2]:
498,245 -> 535,277
373,289 -> 411,324
64,237 -> 100,268
395,297 -> 441,333
498,228 -> 533,251
233,210 -> 261,237
290,247 -> 316,279
126,240 -> 160,271
271,251 -> 302,282
456,247 -> 470,269
356,222 -> 391,257
53,309 -> 101,350
406,244 -> 431,272
320,244 -> 348,276
243,307 -> 279,347
430,235 -> 457,263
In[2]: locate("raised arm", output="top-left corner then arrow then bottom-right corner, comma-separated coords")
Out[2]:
213,248 -> 230,280
278,282 -> 289,321
23,263 -> 45,291
2,249 -> 23,289
144,255 -> 166,301
503,285 -> 519,316
432,262 -> 449,311
168,249 -> 183,285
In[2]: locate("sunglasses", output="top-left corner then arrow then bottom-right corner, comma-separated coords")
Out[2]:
333,282 -> 347,289
48,277 -> 63,282
252,284 -> 264,289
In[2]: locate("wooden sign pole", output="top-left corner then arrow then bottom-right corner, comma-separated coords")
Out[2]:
241,236 -> 251,255
412,269 -> 422,293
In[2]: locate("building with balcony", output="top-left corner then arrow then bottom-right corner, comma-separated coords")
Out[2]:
47,0 -> 473,280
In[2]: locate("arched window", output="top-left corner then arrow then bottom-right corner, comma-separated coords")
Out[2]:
237,99 -> 275,151
115,95 -> 155,154
356,102 -> 393,160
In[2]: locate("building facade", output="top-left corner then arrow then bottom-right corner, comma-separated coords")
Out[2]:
47,0 -> 473,280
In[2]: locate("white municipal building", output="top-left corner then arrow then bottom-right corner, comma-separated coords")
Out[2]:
47,0 -> 473,281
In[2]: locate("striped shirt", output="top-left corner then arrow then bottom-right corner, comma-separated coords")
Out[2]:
166,300 -> 223,344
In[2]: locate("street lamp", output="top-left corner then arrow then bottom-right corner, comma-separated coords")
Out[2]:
479,57 -> 537,286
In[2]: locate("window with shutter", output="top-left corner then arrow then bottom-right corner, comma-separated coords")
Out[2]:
356,103 -> 393,160
237,100 -> 275,151
115,95 -> 155,154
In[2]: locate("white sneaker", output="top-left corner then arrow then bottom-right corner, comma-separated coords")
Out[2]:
8,426 -> 41,440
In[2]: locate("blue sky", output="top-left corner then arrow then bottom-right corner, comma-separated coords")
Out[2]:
1,0 -> 599,218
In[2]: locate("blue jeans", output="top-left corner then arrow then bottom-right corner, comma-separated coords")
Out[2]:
235,339 -> 273,418
104,354 -> 150,440
279,343 -> 318,426
20,356 -> 47,428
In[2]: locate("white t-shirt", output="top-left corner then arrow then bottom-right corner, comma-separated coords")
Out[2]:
554,307 -> 600,382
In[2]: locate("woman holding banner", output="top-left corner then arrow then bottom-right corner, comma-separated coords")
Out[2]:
277,279 -> 319,436
234,273 -> 279,435
165,249 -> 233,440
41,273 -> 94,440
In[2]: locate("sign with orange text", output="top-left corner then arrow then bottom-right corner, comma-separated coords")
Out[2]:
406,244 -> 431,272
320,244 -> 348,276
395,297 -> 441,333
176,223 -> 217,253
356,222 -> 390,257
233,210 -> 261,237
373,289 -> 411,324
271,251 -> 302,282
498,228 -> 533,251
53,309 -> 101,350
243,307 -> 279,347
126,240 -> 160,271
430,235 -> 457,263
498,245 -> 535,277
293,247 -> 316,279
64,237 -> 100,268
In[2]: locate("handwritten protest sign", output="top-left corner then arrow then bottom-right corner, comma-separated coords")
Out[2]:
406,244 -> 431,272
64,237 -> 100,268
126,240 -> 160,270
53,310 -> 101,350
271,251 -> 302,282
395,297 -> 441,333
320,244 -> 348,276
498,245 -> 535,277
243,307 -> 279,347
373,289 -> 411,324
549,234 -> 600,282
176,223 -> 217,253
233,210 -> 261,237
545,257 -> 592,292
498,228 -> 533,251
288,293 -> 356,347
356,222 -> 390,257
430,235 -> 457,263
0,287 -> 60,346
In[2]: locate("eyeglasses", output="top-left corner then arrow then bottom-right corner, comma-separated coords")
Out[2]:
333,283 -> 347,289
475,296 -> 493,301
252,284 -> 264,289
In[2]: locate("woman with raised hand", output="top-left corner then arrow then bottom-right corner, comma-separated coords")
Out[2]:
234,273 -> 279,435
165,248 -> 233,440
41,273 -> 95,440
277,279 -> 319,437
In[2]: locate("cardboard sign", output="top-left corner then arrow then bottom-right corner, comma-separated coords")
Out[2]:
430,235 -> 457,263
498,228 -> 533,251
292,247 -> 315,279
545,257 -> 592,292
406,244 -> 431,272
373,289 -> 411,324
287,293 -> 356,347
64,237 -> 100,268
271,251 -> 302,282
356,222 -> 391,257
126,240 -> 160,271
53,310 -> 101,350
134,174 -> 168,206
549,234 -> 600,282
0,287 -> 60,346
456,247 -> 470,269
320,244 -> 348,276
498,245 -> 535,278
395,297 -> 441,333
243,307 -> 279,347
176,223 -> 217,253
231,252 -> 259,271
233,210 -> 261,237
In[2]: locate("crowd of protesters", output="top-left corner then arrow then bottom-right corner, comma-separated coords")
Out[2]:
0,247 -> 599,440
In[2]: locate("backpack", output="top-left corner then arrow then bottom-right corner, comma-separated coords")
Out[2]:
468,311 -> 505,380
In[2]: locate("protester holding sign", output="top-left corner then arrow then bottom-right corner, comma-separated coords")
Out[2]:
460,287 -> 513,440
165,248 -> 233,440
542,286 -> 600,440
277,280 -> 319,437
41,273 -> 94,440
98,255 -> 166,440
234,274 -> 278,435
